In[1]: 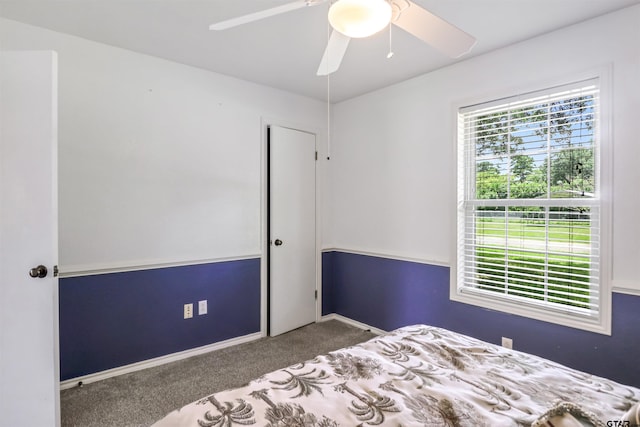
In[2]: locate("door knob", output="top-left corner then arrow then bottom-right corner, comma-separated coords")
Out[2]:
274,239 -> 283,246
29,265 -> 48,278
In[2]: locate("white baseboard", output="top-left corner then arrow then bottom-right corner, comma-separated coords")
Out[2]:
320,313 -> 387,336
61,316 -> 386,390
60,332 -> 263,390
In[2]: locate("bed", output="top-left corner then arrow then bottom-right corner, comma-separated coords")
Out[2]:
152,324 -> 640,426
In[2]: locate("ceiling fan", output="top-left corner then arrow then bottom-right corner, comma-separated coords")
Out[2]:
209,0 -> 476,76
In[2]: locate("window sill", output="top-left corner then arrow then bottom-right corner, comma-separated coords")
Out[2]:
449,277 -> 611,335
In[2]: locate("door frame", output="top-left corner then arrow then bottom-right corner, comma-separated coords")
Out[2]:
260,117 -> 324,336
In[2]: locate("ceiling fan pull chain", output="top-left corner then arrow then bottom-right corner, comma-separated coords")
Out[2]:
327,7 -> 332,160
387,22 -> 394,58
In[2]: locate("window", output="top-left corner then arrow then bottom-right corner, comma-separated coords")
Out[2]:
454,78 -> 610,333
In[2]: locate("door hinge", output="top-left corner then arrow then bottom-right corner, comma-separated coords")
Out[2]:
315,151 -> 318,161
314,290 -> 318,300
53,265 -> 59,277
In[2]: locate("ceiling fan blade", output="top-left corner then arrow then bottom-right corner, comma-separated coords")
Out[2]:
210,1 -> 325,31
393,1 -> 476,58
317,30 -> 351,76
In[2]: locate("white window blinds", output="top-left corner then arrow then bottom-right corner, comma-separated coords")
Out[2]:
457,80 -> 601,320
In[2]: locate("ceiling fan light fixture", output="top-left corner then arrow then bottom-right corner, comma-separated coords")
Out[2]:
328,0 -> 392,38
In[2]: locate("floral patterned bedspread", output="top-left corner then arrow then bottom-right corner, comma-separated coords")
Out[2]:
152,325 -> 639,426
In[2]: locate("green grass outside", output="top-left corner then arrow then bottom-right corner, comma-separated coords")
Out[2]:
476,217 -> 591,243
474,246 -> 591,309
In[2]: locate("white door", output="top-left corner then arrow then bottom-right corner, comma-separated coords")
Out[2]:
0,51 -> 60,426
269,125 -> 316,336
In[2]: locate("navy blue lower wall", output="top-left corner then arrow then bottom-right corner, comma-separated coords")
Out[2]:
322,251 -> 640,388
59,258 -> 260,380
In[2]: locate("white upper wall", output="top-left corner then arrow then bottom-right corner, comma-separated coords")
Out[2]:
326,5 -> 640,292
1,18 -> 327,272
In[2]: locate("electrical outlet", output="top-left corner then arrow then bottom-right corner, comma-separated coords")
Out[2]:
184,303 -> 193,319
501,337 -> 513,349
198,300 -> 207,315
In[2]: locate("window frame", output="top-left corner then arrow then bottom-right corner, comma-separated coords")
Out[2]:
450,70 -> 612,335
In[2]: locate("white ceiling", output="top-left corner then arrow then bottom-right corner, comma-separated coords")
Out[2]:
1,0 -> 638,102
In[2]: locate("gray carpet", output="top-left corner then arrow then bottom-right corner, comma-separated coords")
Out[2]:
60,320 -> 376,427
